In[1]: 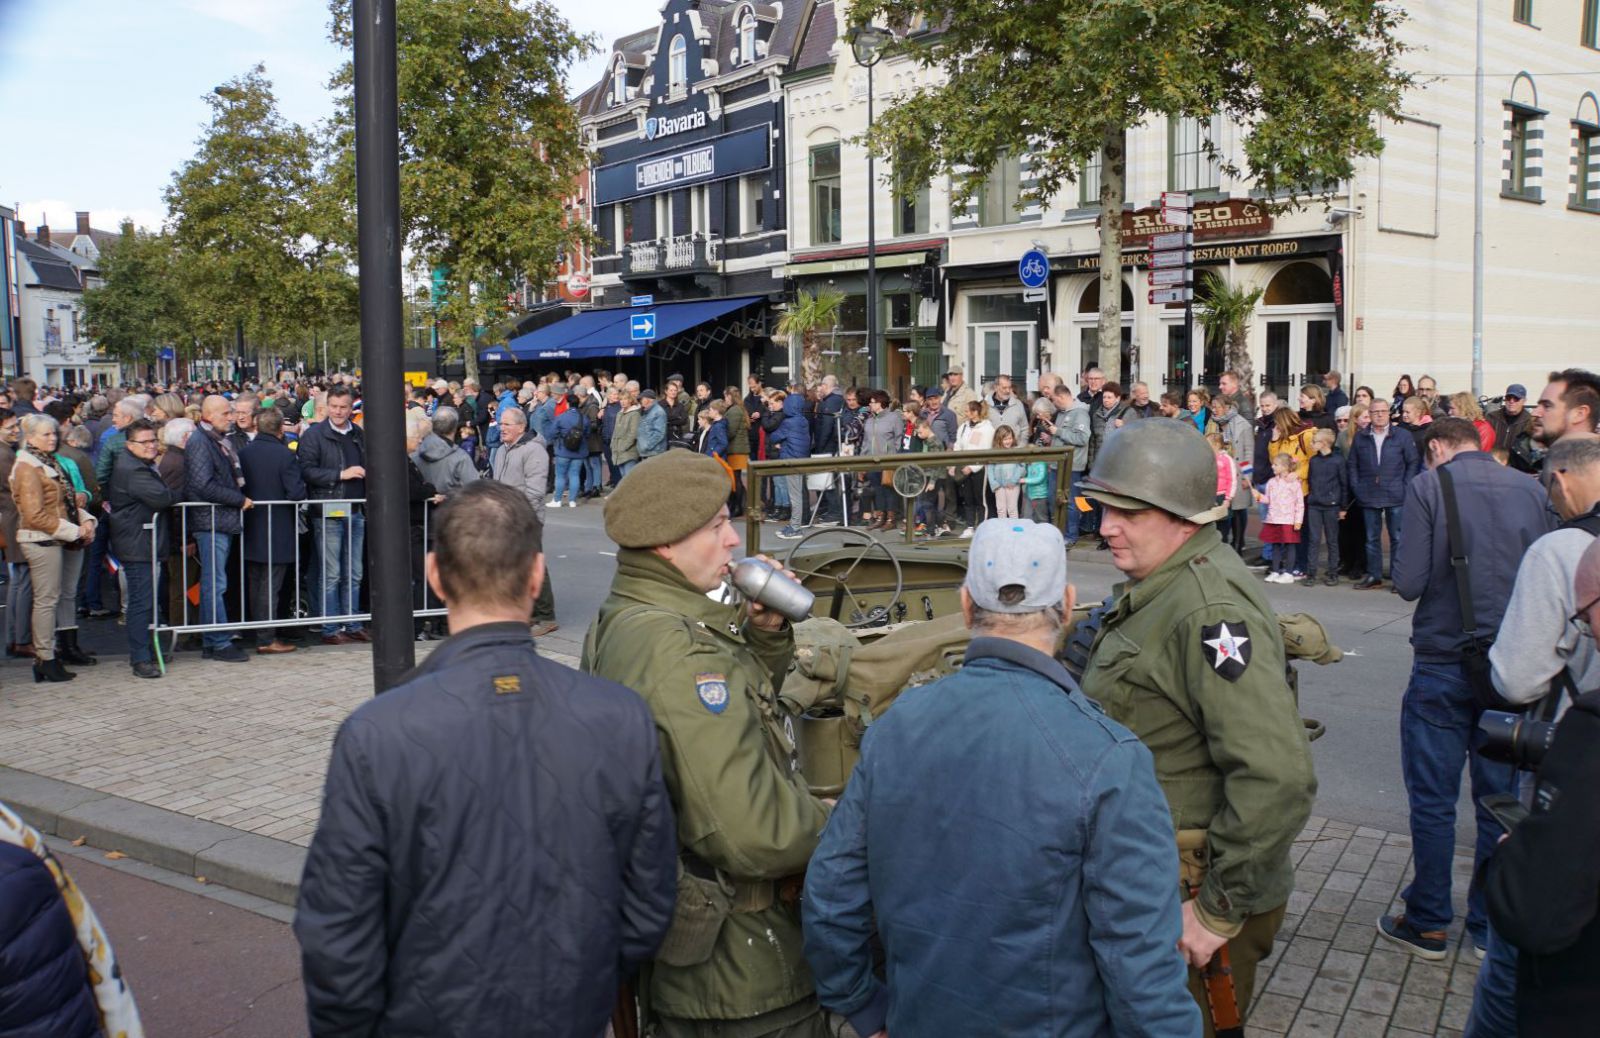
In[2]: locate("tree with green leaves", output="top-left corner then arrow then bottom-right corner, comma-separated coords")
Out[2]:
327,0 -> 593,381
776,289 -> 846,388
1196,277 -> 1265,400
83,225 -> 188,369
853,0 -> 1413,384
164,65 -> 355,368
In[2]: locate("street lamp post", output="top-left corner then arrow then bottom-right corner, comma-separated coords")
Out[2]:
850,24 -> 890,384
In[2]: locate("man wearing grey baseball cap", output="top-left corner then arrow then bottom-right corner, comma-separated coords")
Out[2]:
803,518 -> 1199,1038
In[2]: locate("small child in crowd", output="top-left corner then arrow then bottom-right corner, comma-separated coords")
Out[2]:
1206,430 -> 1238,535
985,426 -> 1025,519
1303,428 -> 1348,586
1255,452 -> 1305,584
1021,458 -> 1051,522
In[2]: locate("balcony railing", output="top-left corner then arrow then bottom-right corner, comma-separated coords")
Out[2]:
623,234 -> 720,278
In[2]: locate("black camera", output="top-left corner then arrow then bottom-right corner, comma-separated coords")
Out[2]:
1478,710 -> 1559,769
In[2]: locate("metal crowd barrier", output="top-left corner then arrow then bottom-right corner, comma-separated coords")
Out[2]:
142,497 -> 444,671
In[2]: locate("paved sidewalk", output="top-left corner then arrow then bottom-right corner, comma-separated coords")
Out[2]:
0,645 -> 1483,1036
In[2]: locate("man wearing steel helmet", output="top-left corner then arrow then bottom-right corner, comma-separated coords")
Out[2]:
1077,419 -> 1317,1035
583,450 -> 833,1037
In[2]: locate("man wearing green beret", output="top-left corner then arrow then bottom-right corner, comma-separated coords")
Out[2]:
584,451 -> 833,1038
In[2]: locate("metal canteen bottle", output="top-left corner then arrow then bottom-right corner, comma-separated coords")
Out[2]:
729,557 -> 815,622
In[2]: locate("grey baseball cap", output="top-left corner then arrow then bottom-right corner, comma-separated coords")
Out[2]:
965,518 -> 1068,613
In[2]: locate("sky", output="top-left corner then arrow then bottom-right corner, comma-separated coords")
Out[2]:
0,0 -> 658,235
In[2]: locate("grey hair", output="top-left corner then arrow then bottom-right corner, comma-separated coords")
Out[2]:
1548,436 -> 1600,473
405,409 -> 433,440
969,598 -> 1067,641
499,406 -> 528,426
1031,396 -> 1056,417
19,413 -> 59,439
162,417 -> 196,447
625,380 -> 641,394
65,425 -> 94,450
432,406 -> 460,438
114,397 -> 145,421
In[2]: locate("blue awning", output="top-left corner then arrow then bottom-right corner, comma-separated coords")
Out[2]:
486,295 -> 766,363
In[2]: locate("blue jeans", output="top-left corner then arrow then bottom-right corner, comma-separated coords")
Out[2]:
83,517 -> 111,610
1399,658 -> 1515,944
554,456 -> 583,504
1466,921 -> 1518,1037
617,459 -> 637,482
1065,472 -> 1086,541
1364,503 -> 1403,580
193,530 -> 236,651
1258,498 -> 1273,560
317,512 -> 365,636
584,454 -> 602,491
772,474 -> 790,510
123,558 -> 159,665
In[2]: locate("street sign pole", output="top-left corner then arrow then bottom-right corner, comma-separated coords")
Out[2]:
353,0 -> 414,692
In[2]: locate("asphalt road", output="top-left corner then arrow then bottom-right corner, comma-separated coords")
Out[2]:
26,499 -> 1459,844
48,838 -> 307,1038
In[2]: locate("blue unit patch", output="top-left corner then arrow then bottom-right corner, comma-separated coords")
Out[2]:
695,673 -> 730,714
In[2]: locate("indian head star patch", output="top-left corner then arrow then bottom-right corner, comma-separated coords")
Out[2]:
1201,621 -> 1252,682
695,673 -> 730,714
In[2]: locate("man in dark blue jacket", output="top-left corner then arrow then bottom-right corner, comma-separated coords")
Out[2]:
186,395 -> 252,662
1379,418 -> 1552,963
240,408 -> 308,656
804,519 -> 1199,1037
110,419 -> 174,678
772,392 -> 812,538
296,385 -> 368,645
1346,397 -> 1421,589
295,482 -> 676,1037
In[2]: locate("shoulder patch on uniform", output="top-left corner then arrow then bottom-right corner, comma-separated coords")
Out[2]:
1200,621 -> 1252,682
492,675 -> 521,695
695,672 -> 730,714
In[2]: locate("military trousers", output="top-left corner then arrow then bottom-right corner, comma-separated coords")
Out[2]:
1184,903 -> 1287,1038
653,996 -> 833,1038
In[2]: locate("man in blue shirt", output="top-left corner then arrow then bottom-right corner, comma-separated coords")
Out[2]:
803,518 -> 1199,1038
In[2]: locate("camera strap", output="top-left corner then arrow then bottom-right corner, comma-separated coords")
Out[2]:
1437,465 -> 1483,647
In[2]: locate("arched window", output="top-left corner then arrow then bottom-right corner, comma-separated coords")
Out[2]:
1263,262 -> 1333,306
669,35 -> 687,89
738,10 -> 757,65
1076,279 -> 1134,313
611,62 -> 627,105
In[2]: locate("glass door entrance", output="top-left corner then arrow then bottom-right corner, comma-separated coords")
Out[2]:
1263,317 -> 1335,401
970,323 -> 1036,386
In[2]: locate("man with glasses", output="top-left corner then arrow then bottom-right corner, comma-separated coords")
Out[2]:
109,419 -> 175,678
1347,398 -> 1419,590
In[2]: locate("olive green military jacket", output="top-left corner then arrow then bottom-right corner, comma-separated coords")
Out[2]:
1079,525 -> 1316,935
583,549 -> 831,1021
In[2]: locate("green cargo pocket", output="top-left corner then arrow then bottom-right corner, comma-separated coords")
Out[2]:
656,861 -> 735,967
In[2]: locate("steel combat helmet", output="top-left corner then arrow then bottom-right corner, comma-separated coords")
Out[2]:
1081,418 -> 1231,524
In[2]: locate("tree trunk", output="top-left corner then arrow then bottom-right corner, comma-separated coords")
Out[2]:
801,328 -> 822,387
1226,327 -> 1256,408
464,338 -> 479,383
1096,124 -> 1127,385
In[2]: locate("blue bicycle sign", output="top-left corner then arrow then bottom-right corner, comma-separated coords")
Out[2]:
1018,249 -> 1050,289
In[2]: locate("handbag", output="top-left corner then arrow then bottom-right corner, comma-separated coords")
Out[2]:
1437,464 -> 1511,710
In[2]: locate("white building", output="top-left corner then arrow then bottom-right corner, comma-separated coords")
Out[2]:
13,213 -> 118,387
782,0 -> 1600,402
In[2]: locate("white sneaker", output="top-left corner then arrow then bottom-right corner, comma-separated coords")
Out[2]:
960,527 -> 975,539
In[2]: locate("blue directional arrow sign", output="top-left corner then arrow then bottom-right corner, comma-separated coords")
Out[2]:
1018,249 -> 1050,289
630,313 -> 657,341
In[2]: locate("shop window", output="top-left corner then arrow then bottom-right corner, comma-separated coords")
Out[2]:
1265,322 -> 1290,395
1169,116 -> 1221,193
889,293 -> 914,329
1514,0 -> 1534,26
669,35 -> 687,93
894,182 -> 929,235
743,176 -> 766,233
1079,326 -> 1133,383
810,144 -> 842,244
1263,262 -> 1333,306
968,292 -> 1037,324
1306,320 -> 1333,380
1078,151 -> 1101,209
1165,324 -> 1190,389
978,152 -> 1024,227
1503,105 -> 1541,201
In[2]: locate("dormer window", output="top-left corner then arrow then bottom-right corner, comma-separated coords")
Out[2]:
611,62 -> 627,105
669,35 -> 687,90
738,10 -> 757,65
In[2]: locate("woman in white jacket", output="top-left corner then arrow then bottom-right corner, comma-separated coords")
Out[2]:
951,399 -> 995,536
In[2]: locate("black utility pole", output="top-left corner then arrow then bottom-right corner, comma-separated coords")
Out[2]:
354,0 -> 414,691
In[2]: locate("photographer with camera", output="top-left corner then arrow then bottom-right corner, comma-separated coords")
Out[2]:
1474,536 -> 1600,1037
1461,437 -> 1600,1034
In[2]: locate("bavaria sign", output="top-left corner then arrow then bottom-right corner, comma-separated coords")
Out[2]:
645,108 -> 708,141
